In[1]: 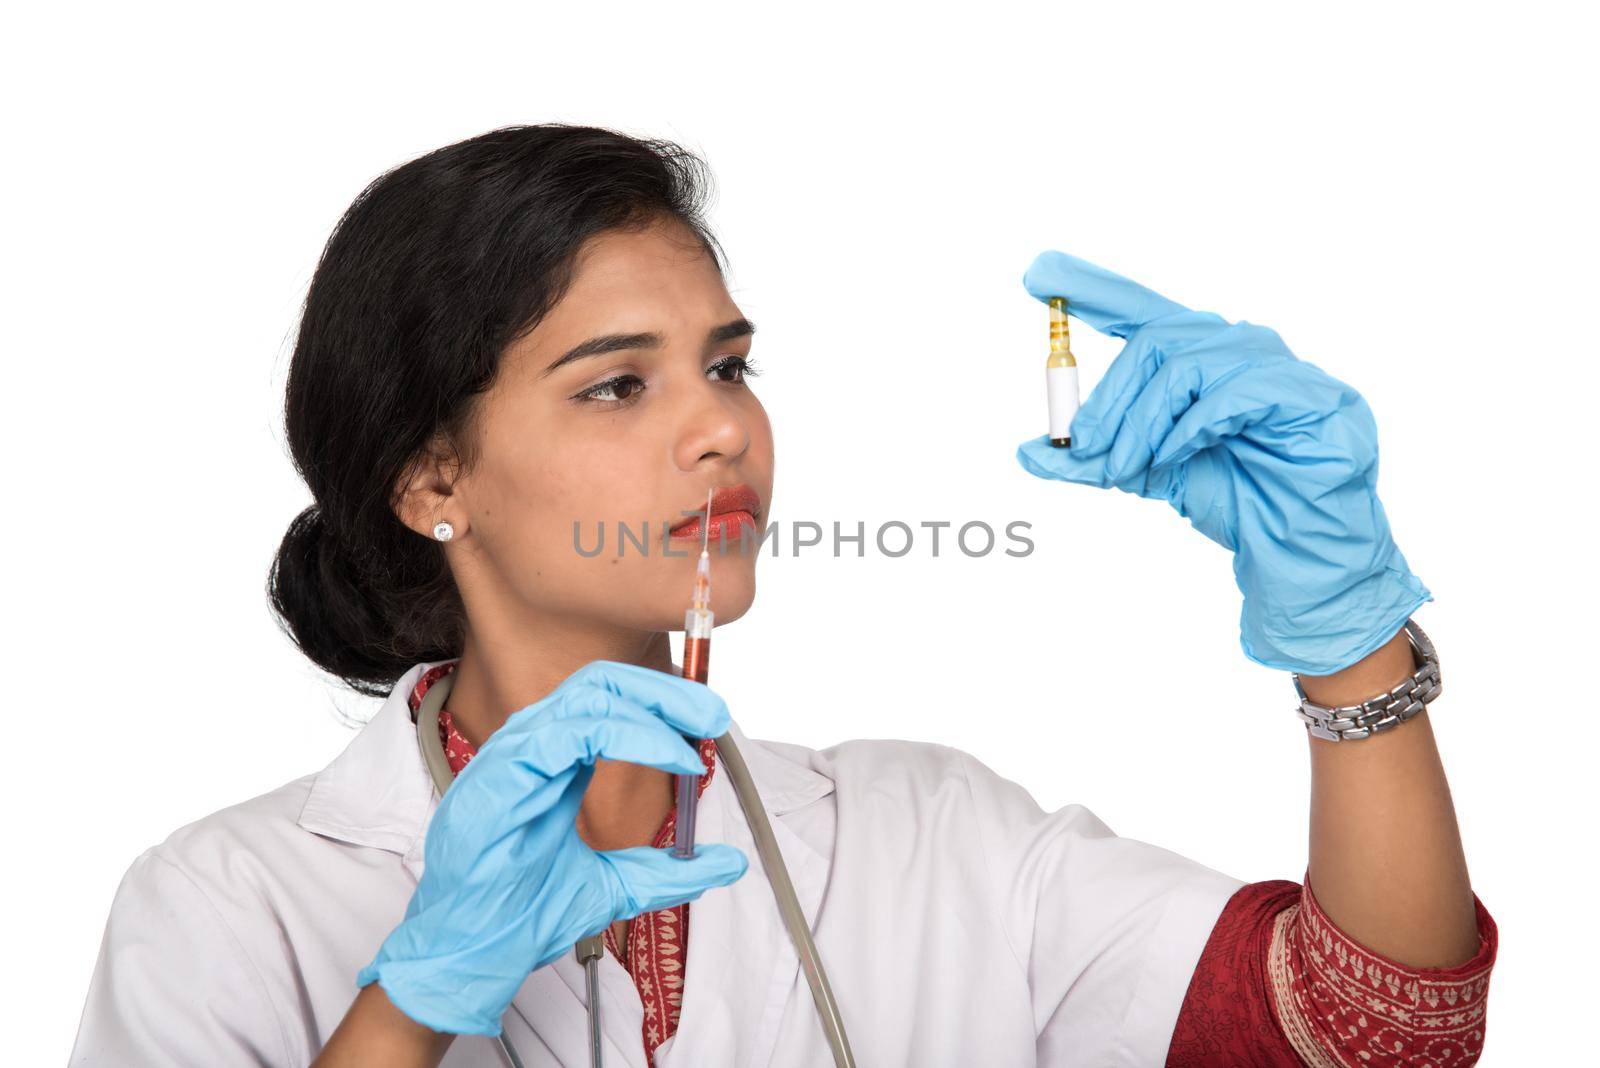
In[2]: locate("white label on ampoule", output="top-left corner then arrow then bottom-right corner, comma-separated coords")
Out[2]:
1047,364 -> 1080,440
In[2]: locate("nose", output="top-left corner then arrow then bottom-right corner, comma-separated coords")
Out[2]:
672,382 -> 750,472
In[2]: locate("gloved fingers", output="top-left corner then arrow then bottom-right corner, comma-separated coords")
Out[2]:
563,660 -> 731,739
429,760 -> 589,849
1072,320 -> 1274,461
441,712 -> 706,847
596,842 -> 750,919
1069,321 -> 1299,480
1096,337 -> 1263,482
1059,330 -> 1164,457
1148,359 -> 1365,474
518,710 -> 711,779
1023,250 -> 1194,339
481,661 -> 728,756
482,660 -> 728,765
1062,311 -> 1239,456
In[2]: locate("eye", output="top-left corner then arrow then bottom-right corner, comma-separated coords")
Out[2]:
574,373 -> 646,404
707,354 -> 760,383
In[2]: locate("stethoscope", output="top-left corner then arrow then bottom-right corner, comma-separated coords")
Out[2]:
414,669 -> 857,1068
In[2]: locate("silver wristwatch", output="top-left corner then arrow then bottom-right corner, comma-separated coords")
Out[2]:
1292,618 -> 1442,741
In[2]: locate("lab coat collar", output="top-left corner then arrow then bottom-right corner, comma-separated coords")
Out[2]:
297,660 -> 840,1066
295,660 -> 440,858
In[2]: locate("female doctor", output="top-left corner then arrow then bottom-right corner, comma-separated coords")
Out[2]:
70,125 -> 1498,1068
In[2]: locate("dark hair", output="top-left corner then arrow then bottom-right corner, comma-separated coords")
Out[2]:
267,124 -> 725,697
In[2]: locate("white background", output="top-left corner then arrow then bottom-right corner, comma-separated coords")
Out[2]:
7,2 -> 1595,1062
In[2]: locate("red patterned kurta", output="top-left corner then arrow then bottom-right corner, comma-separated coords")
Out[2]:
408,661 -> 716,1063
1167,878 -> 1497,1066
407,662 -> 1499,1066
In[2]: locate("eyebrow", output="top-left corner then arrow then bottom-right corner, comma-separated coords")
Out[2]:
541,317 -> 756,377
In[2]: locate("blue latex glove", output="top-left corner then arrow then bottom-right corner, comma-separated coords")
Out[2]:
356,660 -> 748,1035
1016,251 -> 1431,676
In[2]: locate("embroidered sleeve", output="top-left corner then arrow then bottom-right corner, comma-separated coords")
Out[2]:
1166,876 -> 1498,1067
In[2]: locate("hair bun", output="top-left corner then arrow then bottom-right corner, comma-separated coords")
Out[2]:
269,505 -> 383,695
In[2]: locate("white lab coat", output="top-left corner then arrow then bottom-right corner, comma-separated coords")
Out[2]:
70,659 -> 1245,1067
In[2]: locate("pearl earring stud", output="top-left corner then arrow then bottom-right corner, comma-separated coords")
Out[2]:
433,521 -> 454,542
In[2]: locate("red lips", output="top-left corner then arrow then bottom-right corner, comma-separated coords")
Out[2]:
669,484 -> 761,540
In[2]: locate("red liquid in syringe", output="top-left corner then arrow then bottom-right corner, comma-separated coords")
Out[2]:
682,634 -> 710,684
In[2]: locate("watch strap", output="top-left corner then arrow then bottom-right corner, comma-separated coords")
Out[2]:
1292,618 -> 1442,741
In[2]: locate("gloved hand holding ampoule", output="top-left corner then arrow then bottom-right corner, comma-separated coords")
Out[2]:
1015,251 -> 1431,676
357,660 -> 747,1035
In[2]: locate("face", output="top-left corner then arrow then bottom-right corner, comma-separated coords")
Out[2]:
419,217 -> 773,638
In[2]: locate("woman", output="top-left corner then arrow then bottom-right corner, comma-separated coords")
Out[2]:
70,125 -> 1497,1067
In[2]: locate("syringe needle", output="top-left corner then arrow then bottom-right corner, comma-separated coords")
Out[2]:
691,489 -> 712,611
700,487 -> 712,556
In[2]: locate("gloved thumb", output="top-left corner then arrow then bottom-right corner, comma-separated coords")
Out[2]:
597,842 -> 750,919
1016,434 -> 1115,489
1017,434 -> 1181,505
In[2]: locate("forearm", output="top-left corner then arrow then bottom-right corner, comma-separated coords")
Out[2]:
311,983 -> 457,1068
1300,625 -> 1478,967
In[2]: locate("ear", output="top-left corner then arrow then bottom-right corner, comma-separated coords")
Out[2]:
393,435 -> 466,541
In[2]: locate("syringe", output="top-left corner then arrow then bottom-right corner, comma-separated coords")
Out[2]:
672,489 -> 715,859
662,489 -> 860,1066
573,492 -> 720,1068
